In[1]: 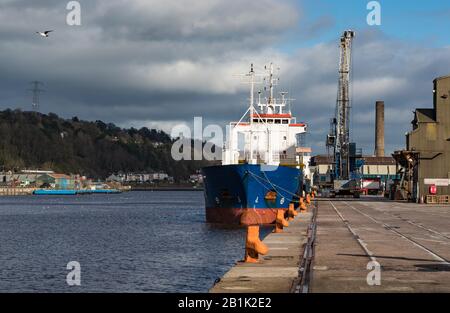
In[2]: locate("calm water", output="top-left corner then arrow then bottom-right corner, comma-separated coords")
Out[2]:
0,191 -> 266,292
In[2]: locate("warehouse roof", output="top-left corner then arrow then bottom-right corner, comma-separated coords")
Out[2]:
310,155 -> 333,165
433,74 -> 450,82
311,155 -> 396,166
361,156 -> 396,165
49,174 -> 71,179
415,108 -> 435,123
37,173 -> 72,179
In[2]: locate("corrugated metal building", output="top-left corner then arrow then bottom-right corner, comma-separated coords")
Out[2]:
404,75 -> 450,199
36,173 -> 75,189
360,156 -> 397,178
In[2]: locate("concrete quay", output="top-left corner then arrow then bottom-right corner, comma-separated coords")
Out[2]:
210,197 -> 450,293
311,199 -> 450,293
0,187 -> 36,196
210,211 -> 313,293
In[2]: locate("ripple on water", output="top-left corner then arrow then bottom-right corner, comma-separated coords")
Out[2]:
0,191 -> 247,292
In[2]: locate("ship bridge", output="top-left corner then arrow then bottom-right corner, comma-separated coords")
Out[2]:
222,63 -> 311,177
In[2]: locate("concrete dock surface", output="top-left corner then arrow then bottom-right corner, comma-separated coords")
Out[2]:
211,197 -> 450,293
311,199 -> 450,293
210,211 -> 313,293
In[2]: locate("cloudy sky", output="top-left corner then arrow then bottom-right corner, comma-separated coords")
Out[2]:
0,0 -> 449,155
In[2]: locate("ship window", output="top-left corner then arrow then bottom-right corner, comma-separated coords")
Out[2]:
282,119 -> 289,124
253,119 -> 258,123
283,136 -> 287,140
267,119 -> 274,123
275,119 -> 281,124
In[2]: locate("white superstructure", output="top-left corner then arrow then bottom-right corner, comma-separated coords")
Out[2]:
222,63 -> 311,178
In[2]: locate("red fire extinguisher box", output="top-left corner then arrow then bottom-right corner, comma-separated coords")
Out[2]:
429,185 -> 437,195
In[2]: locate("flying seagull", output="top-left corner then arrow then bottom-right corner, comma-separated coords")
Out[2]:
36,30 -> 53,38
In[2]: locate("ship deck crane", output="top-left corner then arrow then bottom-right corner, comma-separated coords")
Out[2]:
326,30 -> 361,198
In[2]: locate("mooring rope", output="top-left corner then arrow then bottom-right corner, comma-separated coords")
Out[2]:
247,170 -> 301,202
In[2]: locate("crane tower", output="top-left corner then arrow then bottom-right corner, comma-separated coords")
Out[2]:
335,30 -> 355,179
326,30 -> 361,197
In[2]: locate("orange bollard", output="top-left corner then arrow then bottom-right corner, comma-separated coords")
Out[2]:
274,209 -> 289,233
244,225 -> 269,263
306,194 -> 311,205
287,203 -> 298,221
299,197 -> 307,212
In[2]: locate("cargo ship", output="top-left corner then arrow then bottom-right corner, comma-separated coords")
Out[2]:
202,64 -> 311,225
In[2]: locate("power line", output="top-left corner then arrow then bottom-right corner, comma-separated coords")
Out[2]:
28,81 -> 45,111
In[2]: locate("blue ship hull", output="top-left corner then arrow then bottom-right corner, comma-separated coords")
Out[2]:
201,164 -> 302,224
33,189 -> 121,195
33,189 -> 77,195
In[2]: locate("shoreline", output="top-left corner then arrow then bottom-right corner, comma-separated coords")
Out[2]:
0,187 -> 204,197
130,187 -> 203,191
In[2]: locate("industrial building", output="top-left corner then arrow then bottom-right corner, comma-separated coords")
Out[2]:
35,173 -> 75,190
310,155 -> 398,194
312,100 -> 398,194
0,170 -> 54,187
394,75 -> 450,202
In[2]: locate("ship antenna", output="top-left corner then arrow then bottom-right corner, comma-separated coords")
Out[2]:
232,63 -> 263,127
250,63 -> 254,108
269,63 -> 274,105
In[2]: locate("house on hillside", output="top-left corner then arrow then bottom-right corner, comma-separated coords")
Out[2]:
106,173 -> 125,183
106,172 -> 171,183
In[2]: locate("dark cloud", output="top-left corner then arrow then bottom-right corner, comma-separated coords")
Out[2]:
284,28 -> 450,155
93,0 -> 298,43
0,0 -> 298,122
0,1 -> 448,157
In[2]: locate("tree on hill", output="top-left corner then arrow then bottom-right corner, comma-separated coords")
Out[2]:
0,109 -> 211,181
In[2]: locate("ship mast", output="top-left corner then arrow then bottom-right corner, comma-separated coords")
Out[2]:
268,63 -> 274,106
249,63 -> 255,121
264,63 -> 280,114
249,64 -> 255,163
231,63 -> 289,165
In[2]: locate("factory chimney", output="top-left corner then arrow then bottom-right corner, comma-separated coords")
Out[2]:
375,101 -> 385,157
